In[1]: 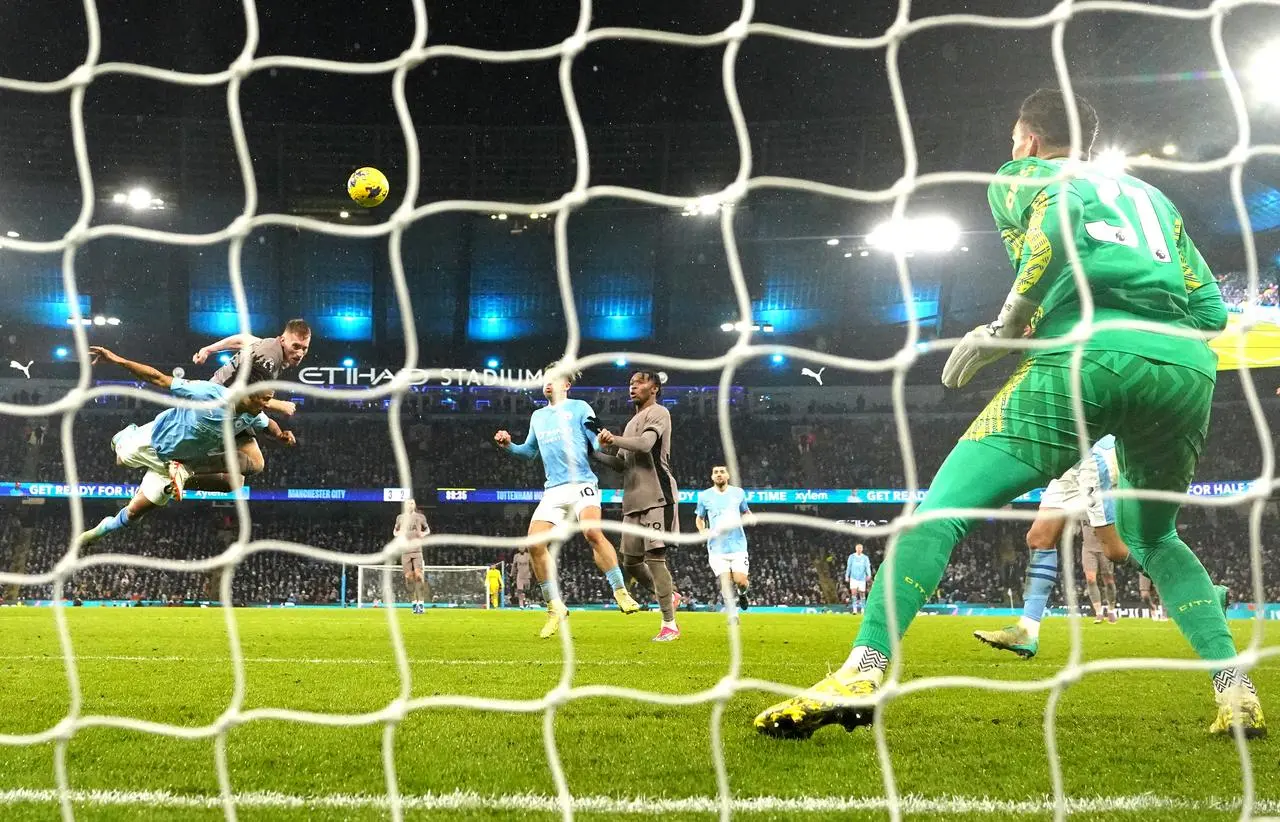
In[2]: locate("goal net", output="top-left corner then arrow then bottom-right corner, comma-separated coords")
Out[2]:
354,564 -> 491,609
0,0 -> 1277,820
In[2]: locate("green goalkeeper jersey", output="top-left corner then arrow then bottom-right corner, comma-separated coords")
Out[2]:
987,157 -> 1228,378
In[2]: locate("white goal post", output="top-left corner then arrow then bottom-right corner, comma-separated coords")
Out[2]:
354,564 -> 493,609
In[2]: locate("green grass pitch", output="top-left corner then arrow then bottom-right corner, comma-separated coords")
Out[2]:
0,607 -> 1277,821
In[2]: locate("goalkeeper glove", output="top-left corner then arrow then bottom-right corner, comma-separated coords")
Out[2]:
941,291 -> 1038,389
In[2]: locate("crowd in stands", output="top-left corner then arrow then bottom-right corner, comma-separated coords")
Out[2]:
3,382 -> 1280,609
1217,269 -> 1280,308
3,501 -> 1277,610
17,389 -> 1280,494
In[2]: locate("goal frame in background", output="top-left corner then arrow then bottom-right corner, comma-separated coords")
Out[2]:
0,0 -> 1277,821
354,563 -> 492,609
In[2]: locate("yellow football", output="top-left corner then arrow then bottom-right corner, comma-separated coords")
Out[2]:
347,167 -> 390,208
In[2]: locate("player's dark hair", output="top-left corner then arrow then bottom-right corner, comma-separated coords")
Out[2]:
712,465 -> 728,473
631,370 -> 663,397
1017,89 -> 1099,154
283,318 -> 311,337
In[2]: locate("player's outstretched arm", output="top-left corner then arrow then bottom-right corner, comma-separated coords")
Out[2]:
89,346 -> 173,389
264,398 -> 297,416
495,429 -> 538,460
192,333 -> 261,364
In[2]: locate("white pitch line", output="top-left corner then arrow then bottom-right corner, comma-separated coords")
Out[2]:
0,655 -> 695,667
4,655 -> 1275,673
0,787 -> 1276,815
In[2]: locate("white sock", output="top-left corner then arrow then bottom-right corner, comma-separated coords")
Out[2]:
662,619 -> 677,630
1018,616 -> 1041,638
837,646 -> 888,683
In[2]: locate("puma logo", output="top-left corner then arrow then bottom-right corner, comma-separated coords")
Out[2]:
801,366 -> 825,386
9,360 -> 33,379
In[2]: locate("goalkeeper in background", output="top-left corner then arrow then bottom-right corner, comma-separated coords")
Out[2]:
755,89 -> 1265,739
486,564 -> 504,609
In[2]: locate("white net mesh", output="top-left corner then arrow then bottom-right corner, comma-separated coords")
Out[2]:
355,565 -> 490,609
0,0 -> 1278,820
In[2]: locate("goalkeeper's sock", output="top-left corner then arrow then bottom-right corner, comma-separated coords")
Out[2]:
853,440 -> 1045,658
838,646 -> 888,683
1142,534 -> 1239,668
604,566 -> 626,591
1214,668 -> 1258,698
1017,548 -> 1057,638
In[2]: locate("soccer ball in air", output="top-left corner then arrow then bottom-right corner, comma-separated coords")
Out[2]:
347,167 -> 389,208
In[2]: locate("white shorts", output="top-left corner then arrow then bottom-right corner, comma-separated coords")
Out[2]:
849,579 -> 867,594
113,422 -> 174,507
1040,446 -> 1118,528
531,482 -> 601,525
708,552 -> 748,577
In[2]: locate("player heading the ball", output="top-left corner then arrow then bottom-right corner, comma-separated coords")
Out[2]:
78,346 -> 296,546
755,89 -> 1265,741
189,318 -> 311,485
493,363 -> 640,638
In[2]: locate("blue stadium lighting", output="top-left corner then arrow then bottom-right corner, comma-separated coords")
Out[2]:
614,357 -> 628,368
53,347 -> 68,359
485,357 -> 500,369
217,353 -> 232,366
341,357 -> 356,368
770,353 -> 786,366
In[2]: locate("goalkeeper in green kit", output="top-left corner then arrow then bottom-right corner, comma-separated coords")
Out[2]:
755,89 -> 1265,739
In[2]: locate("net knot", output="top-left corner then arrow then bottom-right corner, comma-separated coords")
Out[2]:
544,684 -> 572,708
66,65 -> 95,89
723,20 -> 750,42
229,54 -> 256,81
710,676 -> 738,702
561,33 -> 588,58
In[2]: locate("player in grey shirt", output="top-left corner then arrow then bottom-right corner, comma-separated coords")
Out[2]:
512,547 -> 533,608
598,370 -> 681,641
394,500 -> 431,614
190,319 -> 312,484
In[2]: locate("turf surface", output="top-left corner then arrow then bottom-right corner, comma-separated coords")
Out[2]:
0,607 -> 1276,821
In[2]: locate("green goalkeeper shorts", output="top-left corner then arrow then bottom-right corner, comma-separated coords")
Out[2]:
961,350 -> 1214,494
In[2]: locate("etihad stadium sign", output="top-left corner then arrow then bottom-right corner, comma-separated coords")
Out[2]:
297,366 -> 545,387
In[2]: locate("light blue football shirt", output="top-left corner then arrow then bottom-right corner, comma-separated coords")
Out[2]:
507,398 -> 600,489
149,378 -> 270,462
846,552 -> 872,582
695,485 -> 750,555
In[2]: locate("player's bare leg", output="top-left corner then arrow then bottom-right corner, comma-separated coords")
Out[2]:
732,569 -> 750,611
1102,571 -> 1119,623
412,569 -> 427,614
1084,568 -> 1106,623
975,509 -> 1063,658
79,489 -> 159,546
527,521 -> 568,638
579,506 -> 640,614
